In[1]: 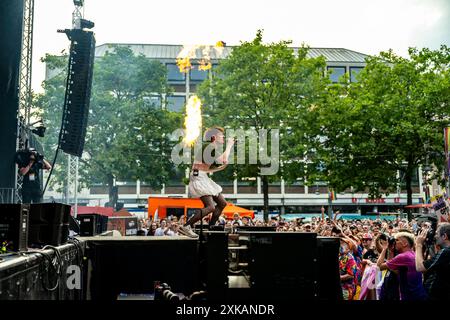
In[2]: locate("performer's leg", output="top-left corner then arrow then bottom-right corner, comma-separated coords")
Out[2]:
209,193 -> 227,226
185,195 -> 215,227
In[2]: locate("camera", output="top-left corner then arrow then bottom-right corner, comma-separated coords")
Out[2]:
416,213 -> 438,247
14,149 -> 45,169
379,233 -> 396,246
154,282 -> 179,301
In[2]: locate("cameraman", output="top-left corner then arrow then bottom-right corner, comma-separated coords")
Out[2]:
18,150 -> 51,203
415,223 -> 450,300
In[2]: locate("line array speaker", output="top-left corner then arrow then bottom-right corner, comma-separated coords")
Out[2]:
60,29 -> 95,157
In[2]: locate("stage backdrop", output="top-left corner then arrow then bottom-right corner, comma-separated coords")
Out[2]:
0,1 -> 24,193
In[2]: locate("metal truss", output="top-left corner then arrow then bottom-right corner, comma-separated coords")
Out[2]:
65,155 -> 79,216
65,1 -> 85,213
15,0 -> 35,203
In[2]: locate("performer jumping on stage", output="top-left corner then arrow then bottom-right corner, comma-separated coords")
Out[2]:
178,126 -> 235,238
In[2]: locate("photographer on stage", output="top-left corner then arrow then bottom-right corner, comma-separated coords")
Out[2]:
415,222 -> 450,300
18,148 -> 52,203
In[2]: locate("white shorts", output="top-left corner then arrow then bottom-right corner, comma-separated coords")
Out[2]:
188,170 -> 222,198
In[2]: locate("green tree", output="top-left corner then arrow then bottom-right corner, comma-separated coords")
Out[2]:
198,30 -> 329,221
35,45 -> 180,207
303,46 -> 450,218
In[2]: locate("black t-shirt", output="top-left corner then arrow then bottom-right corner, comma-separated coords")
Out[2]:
21,162 -> 41,190
423,247 -> 450,300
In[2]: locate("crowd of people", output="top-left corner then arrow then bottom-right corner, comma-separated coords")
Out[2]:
135,207 -> 450,301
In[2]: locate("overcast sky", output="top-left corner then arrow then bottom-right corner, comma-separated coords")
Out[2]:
32,0 -> 450,92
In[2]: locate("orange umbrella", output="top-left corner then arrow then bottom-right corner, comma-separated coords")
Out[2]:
222,203 -> 255,219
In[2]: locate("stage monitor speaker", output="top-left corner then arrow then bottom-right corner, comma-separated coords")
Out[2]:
97,215 -> 108,234
0,1 -> 23,190
78,213 -> 107,236
78,214 -> 97,236
60,29 -> 95,157
248,232 -> 319,300
29,203 -> 71,224
28,203 -> 71,247
0,204 -> 29,251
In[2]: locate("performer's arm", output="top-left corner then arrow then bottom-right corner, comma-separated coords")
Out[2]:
216,138 -> 235,164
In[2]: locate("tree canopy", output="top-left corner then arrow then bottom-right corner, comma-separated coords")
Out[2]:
302,46 -> 450,214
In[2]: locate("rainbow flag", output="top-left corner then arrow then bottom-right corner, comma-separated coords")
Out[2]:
329,188 -> 336,201
445,127 -> 450,176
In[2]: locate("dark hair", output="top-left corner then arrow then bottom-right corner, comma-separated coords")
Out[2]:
378,233 -> 388,241
438,223 -> 450,239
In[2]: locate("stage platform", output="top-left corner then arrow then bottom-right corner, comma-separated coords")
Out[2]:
1,232 -> 342,301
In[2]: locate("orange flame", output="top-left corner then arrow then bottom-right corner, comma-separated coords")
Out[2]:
176,42 -> 226,73
176,57 -> 192,73
183,95 -> 202,146
199,59 -> 212,71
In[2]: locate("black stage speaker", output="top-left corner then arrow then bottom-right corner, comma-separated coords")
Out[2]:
205,231 -> 228,300
87,238 -> 198,300
78,213 -> 108,236
317,237 -> 343,300
28,203 -> 71,247
248,232 -> 319,300
60,29 -> 95,157
0,204 -> 29,251
78,214 -> 96,236
0,1 -> 23,190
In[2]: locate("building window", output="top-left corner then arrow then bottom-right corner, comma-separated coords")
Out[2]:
327,66 -> 346,83
167,64 -> 185,81
350,67 -> 364,83
190,66 -> 208,82
166,95 -> 186,112
143,95 -> 162,109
